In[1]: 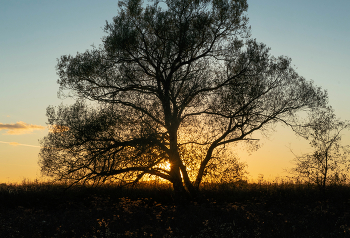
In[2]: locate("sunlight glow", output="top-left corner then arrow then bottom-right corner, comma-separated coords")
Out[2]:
143,161 -> 172,183
163,161 -> 171,171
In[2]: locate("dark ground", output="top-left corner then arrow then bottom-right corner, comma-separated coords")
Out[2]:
0,182 -> 350,237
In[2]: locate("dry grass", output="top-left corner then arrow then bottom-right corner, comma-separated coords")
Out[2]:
0,180 -> 350,237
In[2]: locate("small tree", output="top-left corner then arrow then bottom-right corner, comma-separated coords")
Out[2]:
291,107 -> 350,190
40,0 -> 327,198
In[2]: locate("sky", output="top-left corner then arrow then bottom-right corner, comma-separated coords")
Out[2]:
0,0 -> 349,183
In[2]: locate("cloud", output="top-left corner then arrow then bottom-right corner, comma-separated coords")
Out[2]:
9,142 -> 20,146
0,121 -> 45,135
0,141 -> 40,148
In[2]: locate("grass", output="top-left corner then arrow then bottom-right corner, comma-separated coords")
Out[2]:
0,180 -> 350,237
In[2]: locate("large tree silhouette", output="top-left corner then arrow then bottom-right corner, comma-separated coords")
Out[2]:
40,0 -> 327,198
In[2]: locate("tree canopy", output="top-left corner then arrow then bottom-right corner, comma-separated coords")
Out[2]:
291,107 -> 350,189
39,0 -> 327,198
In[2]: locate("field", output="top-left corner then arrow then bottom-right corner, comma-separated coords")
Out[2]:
0,181 -> 350,237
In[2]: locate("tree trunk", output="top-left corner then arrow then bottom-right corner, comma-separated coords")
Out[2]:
168,126 -> 191,202
322,152 -> 328,193
180,164 -> 199,198
169,165 -> 191,202
194,145 -> 216,189
167,121 -> 199,200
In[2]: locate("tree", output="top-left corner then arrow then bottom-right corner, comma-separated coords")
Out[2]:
291,107 -> 350,190
39,0 -> 327,198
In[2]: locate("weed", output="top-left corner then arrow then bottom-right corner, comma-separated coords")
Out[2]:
0,180 -> 349,237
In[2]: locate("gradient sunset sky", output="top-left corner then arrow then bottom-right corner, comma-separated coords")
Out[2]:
1,0 -> 349,183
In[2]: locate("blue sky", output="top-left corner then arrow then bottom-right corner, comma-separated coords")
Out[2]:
0,0 -> 349,183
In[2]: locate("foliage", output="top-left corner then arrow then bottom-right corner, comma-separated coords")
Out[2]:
1,180 -> 350,237
291,107 -> 350,189
40,0 -> 327,197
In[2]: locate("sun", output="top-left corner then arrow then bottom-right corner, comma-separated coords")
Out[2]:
164,161 -> 171,171
158,161 -> 171,171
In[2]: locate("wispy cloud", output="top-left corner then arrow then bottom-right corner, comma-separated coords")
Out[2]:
0,141 -> 41,148
0,121 -> 45,135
